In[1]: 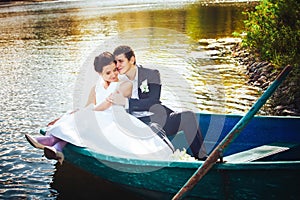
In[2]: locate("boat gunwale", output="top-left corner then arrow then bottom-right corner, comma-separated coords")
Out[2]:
66,144 -> 300,170
196,112 -> 300,119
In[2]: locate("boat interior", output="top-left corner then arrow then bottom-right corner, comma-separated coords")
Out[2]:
223,142 -> 300,163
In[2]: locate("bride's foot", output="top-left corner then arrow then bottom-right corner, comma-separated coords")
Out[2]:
44,146 -> 64,165
25,134 -> 45,150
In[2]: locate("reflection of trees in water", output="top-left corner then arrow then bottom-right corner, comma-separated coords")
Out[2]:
116,3 -> 256,39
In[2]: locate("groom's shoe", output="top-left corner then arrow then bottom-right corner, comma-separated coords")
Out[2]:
44,146 -> 64,165
25,134 -> 45,150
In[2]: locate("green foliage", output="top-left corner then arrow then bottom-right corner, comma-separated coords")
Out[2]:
241,0 -> 300,69
235,0 -> 300,115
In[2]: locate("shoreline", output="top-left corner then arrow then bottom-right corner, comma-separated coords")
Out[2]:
231,44 -> 300,116
198,38 -> 300,116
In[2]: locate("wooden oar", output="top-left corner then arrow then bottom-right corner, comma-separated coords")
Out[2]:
172,65 -> 293,200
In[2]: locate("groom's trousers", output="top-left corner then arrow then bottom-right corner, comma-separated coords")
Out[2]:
148,104 -> 207,159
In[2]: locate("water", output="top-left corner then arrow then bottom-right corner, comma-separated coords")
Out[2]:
0,0 -> 261,199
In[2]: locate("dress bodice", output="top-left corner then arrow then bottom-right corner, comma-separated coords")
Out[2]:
95,78 -> 118,107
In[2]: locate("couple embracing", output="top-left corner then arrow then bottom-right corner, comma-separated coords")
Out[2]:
25,45 -> 207,163
114,45 -> 207,160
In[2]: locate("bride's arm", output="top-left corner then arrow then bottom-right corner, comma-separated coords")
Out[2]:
85,85 -> 111,111
93,97 -> 112,111
92,81 -> 133,111
110,81 -> 133,106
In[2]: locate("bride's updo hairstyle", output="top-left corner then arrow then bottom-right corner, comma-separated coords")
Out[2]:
94,51 -> 116,73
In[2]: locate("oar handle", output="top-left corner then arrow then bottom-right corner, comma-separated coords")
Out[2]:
172,65 -> 293,200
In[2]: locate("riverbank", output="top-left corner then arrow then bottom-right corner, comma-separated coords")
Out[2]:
232,44 -> 300,116
198,38 -> 300,116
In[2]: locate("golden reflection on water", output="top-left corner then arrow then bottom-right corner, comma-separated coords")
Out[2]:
0,1 -> 262,117
179,62 -> 260,114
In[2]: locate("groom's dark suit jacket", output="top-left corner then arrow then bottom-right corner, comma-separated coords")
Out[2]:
128,65 -> 172,116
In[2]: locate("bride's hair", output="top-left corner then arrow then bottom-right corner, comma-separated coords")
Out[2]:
94,51 -> 116,73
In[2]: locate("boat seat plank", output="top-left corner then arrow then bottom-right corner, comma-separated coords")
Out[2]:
224,143 -> 297,163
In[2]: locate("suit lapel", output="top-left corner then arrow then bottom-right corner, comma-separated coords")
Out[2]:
137,65 -> 145,85
137,65 -> 145,97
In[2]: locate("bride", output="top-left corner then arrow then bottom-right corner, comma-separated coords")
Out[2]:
25,51 -> 174,164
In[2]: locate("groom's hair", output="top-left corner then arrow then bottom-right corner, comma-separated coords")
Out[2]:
94,51 -> 116,73
113,45 -> 136,65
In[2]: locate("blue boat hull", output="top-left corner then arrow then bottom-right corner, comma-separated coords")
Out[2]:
42,113 -> 300,199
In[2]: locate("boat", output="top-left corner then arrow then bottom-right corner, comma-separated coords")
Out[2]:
40,112 -> 300,199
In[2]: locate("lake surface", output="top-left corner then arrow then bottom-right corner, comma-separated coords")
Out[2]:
0,0 -> 262,199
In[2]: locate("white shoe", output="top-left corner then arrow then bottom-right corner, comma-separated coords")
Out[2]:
25,134 -> 45,150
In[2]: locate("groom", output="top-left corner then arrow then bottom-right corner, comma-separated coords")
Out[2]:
113,45 -> 207,160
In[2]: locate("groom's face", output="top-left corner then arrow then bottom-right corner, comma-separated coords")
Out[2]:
115,53 -> 132,75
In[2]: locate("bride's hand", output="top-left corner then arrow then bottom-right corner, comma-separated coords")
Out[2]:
105,94 -> 113,103
111,92 -> 126,106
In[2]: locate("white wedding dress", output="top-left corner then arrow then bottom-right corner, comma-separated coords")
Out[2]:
46,78 -> 174,160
